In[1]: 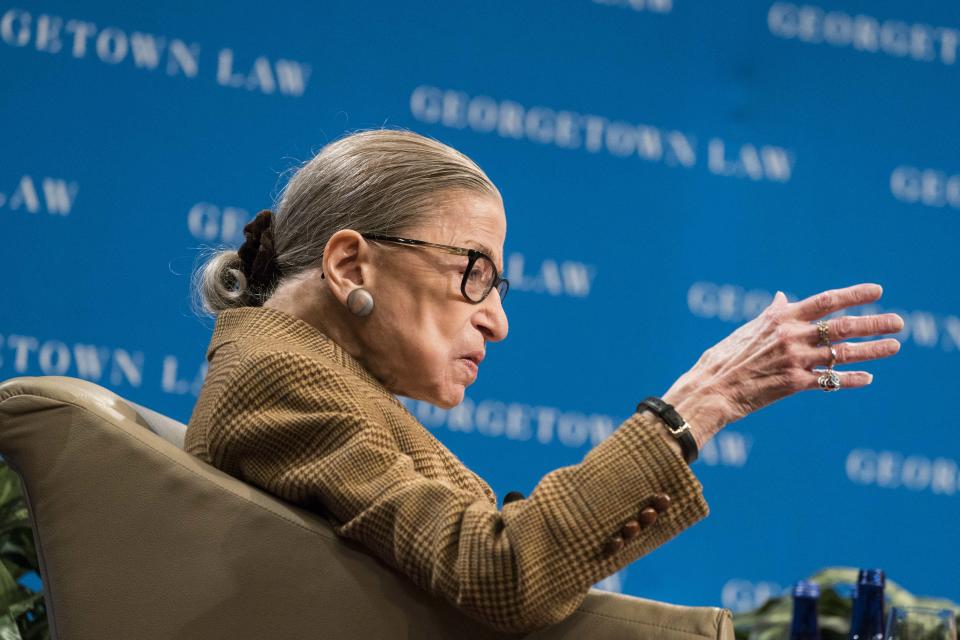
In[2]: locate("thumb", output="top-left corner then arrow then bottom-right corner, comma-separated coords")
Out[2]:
772,290 -> 788,305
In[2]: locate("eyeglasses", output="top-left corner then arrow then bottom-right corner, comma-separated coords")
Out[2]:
361,234 -> 509,304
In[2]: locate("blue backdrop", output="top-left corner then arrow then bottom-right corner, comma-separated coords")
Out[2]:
3,0 -> 958,613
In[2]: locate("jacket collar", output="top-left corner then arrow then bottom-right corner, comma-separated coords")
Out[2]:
208,306 -> 394,397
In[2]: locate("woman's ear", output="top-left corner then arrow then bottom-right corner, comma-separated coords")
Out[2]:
322,230 -> 370,304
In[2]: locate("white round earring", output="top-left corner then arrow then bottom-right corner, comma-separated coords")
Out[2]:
346,287 -> 374,317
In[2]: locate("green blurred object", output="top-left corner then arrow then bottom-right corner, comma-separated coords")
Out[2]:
733,568 -> 960,640
0,460 -> 47,640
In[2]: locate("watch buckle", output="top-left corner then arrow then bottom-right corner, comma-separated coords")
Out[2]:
668,422 -> 690,437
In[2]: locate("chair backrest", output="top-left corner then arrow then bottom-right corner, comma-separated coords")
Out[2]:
123,398 -> 187,449
0,375 -> 733,640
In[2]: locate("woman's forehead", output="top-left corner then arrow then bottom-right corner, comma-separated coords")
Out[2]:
429,193 -> 506,256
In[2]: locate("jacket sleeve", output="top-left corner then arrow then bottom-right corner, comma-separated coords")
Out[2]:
204,350 -> 710,634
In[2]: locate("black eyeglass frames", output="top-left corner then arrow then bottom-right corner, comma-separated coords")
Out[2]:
361,234 -> 509,304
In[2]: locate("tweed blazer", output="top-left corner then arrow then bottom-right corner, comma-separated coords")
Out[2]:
185,306 -> 710,633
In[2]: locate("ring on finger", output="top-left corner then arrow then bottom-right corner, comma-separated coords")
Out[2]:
816,320 -> 831,346
817,369 -> 841,392
826,344 -> 838,369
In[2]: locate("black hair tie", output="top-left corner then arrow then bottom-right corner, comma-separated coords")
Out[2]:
237,209 -> 282,300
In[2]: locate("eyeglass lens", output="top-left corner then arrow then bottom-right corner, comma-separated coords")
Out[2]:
464,255 -> 494,301
464,255 -> 509,303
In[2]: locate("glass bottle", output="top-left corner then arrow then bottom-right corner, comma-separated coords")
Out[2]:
790,580 -> 821,640
849,568 -> 886,640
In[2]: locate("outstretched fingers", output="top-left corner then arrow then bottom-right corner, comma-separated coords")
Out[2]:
791,283 -> 884,321
817,313 -> 904,341
803,369 -> 874,391
804,338 -> 901,368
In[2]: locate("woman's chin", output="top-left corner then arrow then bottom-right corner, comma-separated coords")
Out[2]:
432,385 -> 467,410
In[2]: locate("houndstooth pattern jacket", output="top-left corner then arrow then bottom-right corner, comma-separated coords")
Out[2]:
185,306 -> 710,633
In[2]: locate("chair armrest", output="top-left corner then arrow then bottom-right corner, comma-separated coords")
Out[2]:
528,588 -> 734,639
0,375 -> 733,640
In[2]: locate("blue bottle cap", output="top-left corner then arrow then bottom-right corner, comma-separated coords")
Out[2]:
857,569 -> 885,588
793,580 -> 821,599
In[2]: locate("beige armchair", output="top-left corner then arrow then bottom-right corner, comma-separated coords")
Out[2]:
0,376 -> 733,639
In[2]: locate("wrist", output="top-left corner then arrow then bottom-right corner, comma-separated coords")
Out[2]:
661,384 -> 728,449
636,396 -> 700,464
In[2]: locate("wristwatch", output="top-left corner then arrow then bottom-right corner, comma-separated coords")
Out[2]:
636,396 -> 699,464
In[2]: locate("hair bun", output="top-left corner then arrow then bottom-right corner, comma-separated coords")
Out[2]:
237,209 -> 282,298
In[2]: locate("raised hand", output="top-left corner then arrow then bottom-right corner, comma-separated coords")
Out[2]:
661,283 -> 904,447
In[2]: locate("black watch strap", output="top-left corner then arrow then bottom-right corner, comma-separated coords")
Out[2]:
636,396 -> 699,464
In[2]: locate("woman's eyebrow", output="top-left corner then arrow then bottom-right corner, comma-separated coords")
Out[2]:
464,241 -> 502,269
465,241 -> 494,256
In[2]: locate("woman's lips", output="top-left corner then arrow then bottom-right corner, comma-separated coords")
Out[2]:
459,358 -> 478,378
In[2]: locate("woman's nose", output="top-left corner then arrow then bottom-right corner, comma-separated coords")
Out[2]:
474,290 -> 509,342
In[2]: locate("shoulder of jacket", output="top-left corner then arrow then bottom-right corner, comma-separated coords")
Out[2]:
230,341 -> 343,383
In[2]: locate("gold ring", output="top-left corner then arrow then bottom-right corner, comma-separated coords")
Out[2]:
816,320 -> 830,347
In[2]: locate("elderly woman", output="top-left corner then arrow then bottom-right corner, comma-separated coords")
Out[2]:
185,128 -> 903,633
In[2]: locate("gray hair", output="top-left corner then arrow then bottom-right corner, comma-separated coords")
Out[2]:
193,128 -> 501,315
